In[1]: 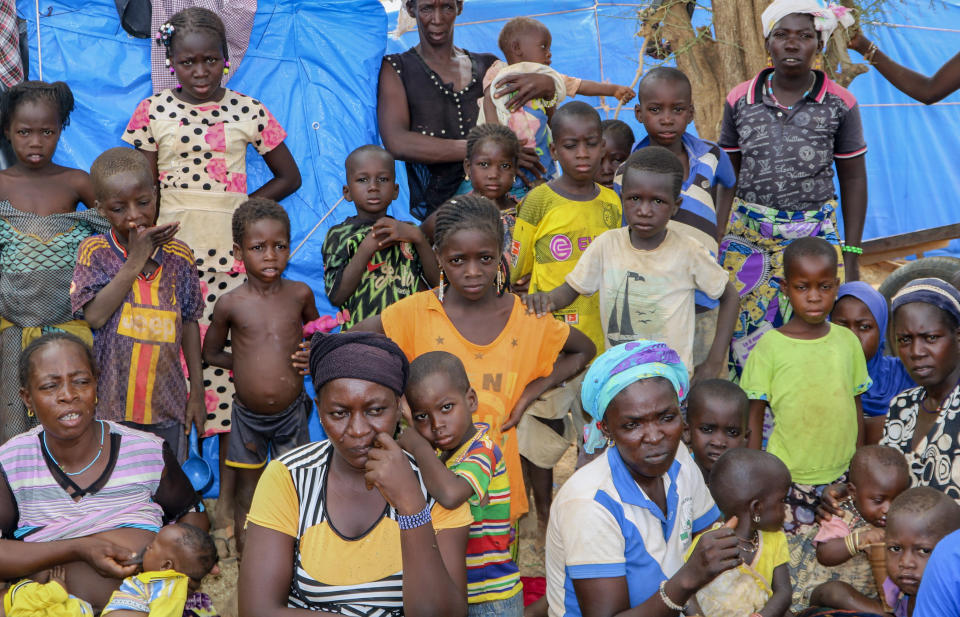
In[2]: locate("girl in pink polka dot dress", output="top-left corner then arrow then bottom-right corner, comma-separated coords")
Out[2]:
122,8 -> 300,474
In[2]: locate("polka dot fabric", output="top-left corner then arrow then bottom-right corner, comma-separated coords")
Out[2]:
123,88 -> 286,196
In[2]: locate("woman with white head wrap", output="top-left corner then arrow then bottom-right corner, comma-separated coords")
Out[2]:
715,0 -> 867,379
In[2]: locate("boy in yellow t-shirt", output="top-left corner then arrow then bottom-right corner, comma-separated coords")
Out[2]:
511,100 -> 621,352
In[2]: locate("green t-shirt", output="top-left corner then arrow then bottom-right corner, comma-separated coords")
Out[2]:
741,323 -> 872,484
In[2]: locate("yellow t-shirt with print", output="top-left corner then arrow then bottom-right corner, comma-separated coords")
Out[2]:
511,182 -> 621,352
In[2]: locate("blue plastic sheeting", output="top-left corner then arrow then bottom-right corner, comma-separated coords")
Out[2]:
387,0 -> 960,255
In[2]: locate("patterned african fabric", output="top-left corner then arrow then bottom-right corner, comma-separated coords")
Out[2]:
0,201 -> 108,442
789,499 -> 876,612
719,68 -> 866,212
881,383 -> 960,500
510,183 -> 622,353
321,216 -> 424,330
102,570 -> 188,617
719,198 -> 844,376
122,87 -> 287,273
71,232 -> 204,426
446,423 -> 521,604
245,440 -> 473,615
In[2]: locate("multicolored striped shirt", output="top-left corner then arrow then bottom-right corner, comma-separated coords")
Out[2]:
447,423 -> 521,603
0,422 -> 165,542
71,232 -> 203,425
102,570 -> 189,616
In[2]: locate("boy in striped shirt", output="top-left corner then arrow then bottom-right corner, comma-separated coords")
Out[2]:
399,351 -> 522,616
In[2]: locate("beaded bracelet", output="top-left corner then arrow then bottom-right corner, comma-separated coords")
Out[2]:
841,244 -> 863,255
658,580 -> 684,612
397,503 -> 432,530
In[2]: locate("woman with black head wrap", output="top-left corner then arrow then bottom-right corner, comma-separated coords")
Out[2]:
238,331 -> 471,617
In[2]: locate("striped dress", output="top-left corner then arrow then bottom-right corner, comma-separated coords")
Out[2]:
246,440 -> 473,616
0,422 -> 165,541
446,423 -> 521,604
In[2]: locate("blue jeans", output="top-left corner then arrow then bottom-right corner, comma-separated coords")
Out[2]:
468,591 -> 524,617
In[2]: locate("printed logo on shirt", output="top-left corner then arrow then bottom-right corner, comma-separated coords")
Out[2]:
549,234 -> 572,261
117,304 -> 177,343
679,496 -> 694,546
563,312 -> 579,325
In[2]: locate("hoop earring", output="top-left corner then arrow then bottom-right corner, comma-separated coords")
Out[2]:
438,270 -> 445,302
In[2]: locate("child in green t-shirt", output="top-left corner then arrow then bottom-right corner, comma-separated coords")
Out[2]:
741,237 -> 871,538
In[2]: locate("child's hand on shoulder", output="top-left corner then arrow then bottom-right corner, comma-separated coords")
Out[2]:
372,217 -> 424,248
612,85 -> 635,104
522,291 -> 556,318
127,222 -> 179,267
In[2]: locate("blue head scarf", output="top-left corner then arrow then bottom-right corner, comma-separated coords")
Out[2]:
835,282 -> 915,417
580,340 -> 689,453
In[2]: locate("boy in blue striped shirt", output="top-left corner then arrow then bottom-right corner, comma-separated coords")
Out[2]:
616,67 -> 736,368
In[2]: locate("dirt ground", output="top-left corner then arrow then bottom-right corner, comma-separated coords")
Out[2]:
199,263 -> 898,615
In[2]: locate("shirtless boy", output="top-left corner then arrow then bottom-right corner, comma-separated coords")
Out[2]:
202,198 -> 319,555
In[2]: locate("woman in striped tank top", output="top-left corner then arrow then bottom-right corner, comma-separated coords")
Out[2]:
240,331 -> 473,617
0,332 -> 208,613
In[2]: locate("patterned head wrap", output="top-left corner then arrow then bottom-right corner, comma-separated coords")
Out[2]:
761,0 -> 854,46
580,340 -> 689,454
309,331 -> 409,397
891,278 -> 960,328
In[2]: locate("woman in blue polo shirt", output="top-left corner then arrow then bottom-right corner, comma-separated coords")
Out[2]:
545,340 -> 741,616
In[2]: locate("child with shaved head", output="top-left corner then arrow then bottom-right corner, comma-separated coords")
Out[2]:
813,487 -> 960,616
684,448 -> 793,617
71,147 -> 203,459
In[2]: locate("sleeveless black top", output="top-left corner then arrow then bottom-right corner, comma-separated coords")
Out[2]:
384,48 -> 498,221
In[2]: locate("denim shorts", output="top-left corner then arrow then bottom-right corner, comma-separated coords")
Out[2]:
468,591 -> 524,617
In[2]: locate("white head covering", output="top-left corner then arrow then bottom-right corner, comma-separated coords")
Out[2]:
761,0 -> 855,46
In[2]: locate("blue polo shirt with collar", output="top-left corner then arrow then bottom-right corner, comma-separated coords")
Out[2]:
544,442 -> 719,617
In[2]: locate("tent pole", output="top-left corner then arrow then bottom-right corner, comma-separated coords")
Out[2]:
34,0 -> 41,80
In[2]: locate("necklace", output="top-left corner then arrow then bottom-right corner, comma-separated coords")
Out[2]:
766,71 -> 815,111
43,419 -> 105,476
736,530 -> 759,553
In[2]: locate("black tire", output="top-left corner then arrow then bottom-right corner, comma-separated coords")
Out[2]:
878,256 -> 960,302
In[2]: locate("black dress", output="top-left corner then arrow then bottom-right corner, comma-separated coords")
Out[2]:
384,47 -> 497,221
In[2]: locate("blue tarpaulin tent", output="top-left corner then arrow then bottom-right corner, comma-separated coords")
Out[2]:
16,0 -> 960,490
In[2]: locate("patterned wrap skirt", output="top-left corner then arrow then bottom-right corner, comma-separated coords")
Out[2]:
719,198 -> 844,377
